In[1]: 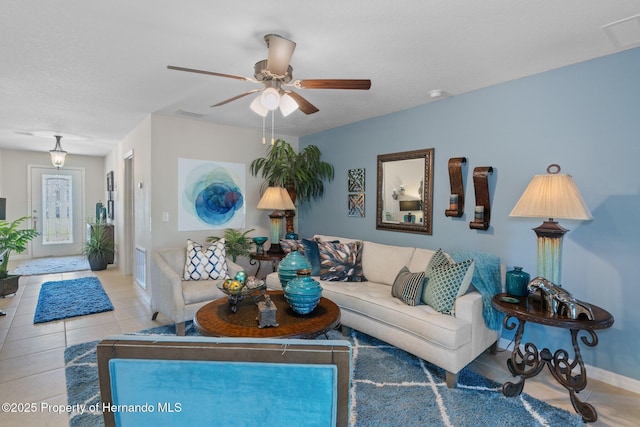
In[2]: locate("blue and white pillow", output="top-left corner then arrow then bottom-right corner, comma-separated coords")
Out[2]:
183,238 -> 229,281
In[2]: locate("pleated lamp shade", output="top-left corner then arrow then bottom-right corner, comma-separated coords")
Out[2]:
510,172 -> 592,221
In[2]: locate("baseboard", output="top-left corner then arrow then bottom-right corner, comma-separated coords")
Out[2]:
498,337 -> 640,395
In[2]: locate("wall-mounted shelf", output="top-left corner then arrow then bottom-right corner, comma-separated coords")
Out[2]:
469,166 -> 494,230
445,157 -> 466,217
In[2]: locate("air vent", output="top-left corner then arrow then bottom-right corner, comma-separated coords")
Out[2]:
602,14 -> 640,49
176,109 -> 207,119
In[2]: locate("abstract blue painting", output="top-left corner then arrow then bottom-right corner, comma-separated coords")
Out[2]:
178,158 -> 246,231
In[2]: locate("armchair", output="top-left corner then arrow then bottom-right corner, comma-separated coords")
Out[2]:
150,247 -> 243,335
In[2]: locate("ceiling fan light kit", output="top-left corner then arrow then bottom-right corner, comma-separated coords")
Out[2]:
168,33 -> 371,117
168,32 -> 371,143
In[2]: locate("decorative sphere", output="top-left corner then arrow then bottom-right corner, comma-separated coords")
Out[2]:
228,280 -> 243,294
234,271 -> 247,284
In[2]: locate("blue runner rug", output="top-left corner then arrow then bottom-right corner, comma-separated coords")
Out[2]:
63,324 -> 584,427
34,277 -> 114,324
11,255 -> 90,276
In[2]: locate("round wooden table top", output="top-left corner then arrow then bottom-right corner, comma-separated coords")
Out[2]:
194,290 -> 341,338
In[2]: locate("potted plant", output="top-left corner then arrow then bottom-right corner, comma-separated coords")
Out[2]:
207,228 -> 255,263
250,139 -> 335,234
250,139 -> 335,205
82,222 -> 115,271
0,216 -> 39,296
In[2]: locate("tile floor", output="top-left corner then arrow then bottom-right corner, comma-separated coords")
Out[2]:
0,266 -> 638,426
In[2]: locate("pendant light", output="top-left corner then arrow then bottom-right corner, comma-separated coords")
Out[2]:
50,135 -> 67,169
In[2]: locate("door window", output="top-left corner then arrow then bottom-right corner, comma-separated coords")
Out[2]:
42,174 -> 73,244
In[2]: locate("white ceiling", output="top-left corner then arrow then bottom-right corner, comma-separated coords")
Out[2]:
1,1 -> 639,157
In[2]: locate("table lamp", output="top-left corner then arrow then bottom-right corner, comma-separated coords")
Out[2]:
509,164 -> 592,285
257,187 -> 295,254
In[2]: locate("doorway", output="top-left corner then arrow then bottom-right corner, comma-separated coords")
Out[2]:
28,165 -> 85,258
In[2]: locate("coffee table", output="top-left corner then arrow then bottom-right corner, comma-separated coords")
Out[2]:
194,290 -> 341,339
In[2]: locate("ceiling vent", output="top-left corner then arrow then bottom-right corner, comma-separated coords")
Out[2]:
602,14 -> 640,49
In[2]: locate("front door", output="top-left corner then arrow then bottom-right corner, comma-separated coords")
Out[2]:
29,166 -> 85,258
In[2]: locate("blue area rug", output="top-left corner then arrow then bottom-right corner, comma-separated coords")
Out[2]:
63,324 -> 584,426
11,255 -> 90,276
34,277 -> 114,324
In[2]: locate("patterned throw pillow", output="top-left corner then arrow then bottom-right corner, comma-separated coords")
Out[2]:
421,259 -> 474,314
318,240 -> 367,282
424,248 -> 450,278
183,239 -> 230,281
280,239 -> 303,254
391,266 -> 426,306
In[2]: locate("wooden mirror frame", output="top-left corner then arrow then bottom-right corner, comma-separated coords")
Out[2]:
376,148 -> 434,235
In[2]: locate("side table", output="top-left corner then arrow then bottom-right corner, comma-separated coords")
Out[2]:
492,293 -> 614,423
249,251 -> 285,279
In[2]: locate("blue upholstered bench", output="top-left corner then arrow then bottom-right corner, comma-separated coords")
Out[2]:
97,336 -> 352,427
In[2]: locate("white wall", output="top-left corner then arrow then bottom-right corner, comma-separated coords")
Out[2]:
109,113 -> 298,298
0,148 -> 106,258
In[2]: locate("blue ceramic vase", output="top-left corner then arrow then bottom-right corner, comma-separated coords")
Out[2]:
277,249 -> 311,289
285,269 -> 323,314
506,266 -> 530,297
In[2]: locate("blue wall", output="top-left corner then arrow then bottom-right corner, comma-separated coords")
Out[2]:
299,47 -> 640,381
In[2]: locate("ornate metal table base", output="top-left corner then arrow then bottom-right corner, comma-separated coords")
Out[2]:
226,289 -> 266,313
502,316 -> 599,422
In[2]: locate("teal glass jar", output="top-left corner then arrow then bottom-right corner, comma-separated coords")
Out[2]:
285,269 -> 323,314
506,266 -> 530,297
277,249 -> 311,289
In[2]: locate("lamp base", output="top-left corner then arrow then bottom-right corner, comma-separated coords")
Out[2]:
268,210 -> 285,255
532,219 -> 569,285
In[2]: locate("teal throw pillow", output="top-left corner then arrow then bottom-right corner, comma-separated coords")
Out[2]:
301,238 -> 322,276
421,258 -> 474,314
391,266 -> 425,306
425,248 -> 450,278
318,240 -> 367,282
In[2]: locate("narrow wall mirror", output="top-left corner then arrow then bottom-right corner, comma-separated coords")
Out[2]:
376,148 -> 434,234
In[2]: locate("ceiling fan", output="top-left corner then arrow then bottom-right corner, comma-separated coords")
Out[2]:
167,34 -> 371,116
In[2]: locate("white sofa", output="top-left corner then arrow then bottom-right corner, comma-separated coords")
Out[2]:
150,247 -> 243,335
266,235 -> 501,387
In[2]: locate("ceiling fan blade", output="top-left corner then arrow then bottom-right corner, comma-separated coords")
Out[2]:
265,34 -> 296,76
285,90 -> 319,115
167,65 -> 254,82
211,89 -> 262,107
295,79 -> 372,90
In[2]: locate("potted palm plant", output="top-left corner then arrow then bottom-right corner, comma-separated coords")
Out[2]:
207,228 -> 255,263
250,139 -> 335,234
82,222 -> 115,271
0,216 -> 39,296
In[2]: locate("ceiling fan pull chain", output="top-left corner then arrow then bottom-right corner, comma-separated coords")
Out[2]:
261,115 -> 266,144
271,110 -> 275,145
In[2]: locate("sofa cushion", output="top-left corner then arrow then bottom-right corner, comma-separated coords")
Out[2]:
318,240 -> 366,282
422,259 -> 474,314
182,279 -> 226,305
408,248 -> 437,272
361,241 -> 415,286
183,239 -> 229,281
391,266 -> 425,306
320,280 -> 471,350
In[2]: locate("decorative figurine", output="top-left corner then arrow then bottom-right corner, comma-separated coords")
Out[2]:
257,295 -> 278,328
527,276 -> 594,320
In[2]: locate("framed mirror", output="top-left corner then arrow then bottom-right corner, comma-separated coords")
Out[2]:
376,148 -> 434,234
